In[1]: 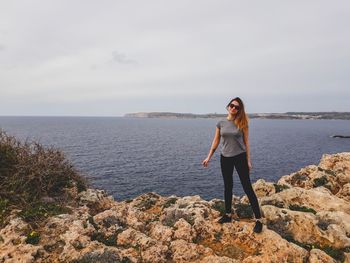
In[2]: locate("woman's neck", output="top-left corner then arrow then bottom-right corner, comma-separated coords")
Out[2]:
227,114 -> 236,121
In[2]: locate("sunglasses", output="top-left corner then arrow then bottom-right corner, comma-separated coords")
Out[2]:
229,103 -> 240,110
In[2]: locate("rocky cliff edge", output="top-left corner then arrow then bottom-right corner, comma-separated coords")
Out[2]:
1,153 -> 350,263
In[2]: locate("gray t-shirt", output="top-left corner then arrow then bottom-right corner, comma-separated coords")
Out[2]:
216,119 -> 246,157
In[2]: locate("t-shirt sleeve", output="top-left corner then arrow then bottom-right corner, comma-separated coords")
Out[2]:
216,121 -> 221,129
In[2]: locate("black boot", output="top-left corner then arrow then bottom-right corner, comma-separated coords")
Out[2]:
217,214 -> 232,224
253,219 -> 263,233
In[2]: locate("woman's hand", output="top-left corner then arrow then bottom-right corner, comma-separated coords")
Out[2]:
202,157 -> 210,167
248,160 -> 253,172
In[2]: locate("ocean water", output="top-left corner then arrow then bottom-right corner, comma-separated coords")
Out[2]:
0,116 -> 349,201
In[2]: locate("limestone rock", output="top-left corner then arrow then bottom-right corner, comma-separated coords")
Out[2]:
174,218 -> 195,242
240,179 -> 276,204
260,187 -> 350,214
78,189 -> 115,214
200,255 -> 240,263
117,228 -> 156,249
0,217 -> 40,263
337,183 -> 350,202
1,152 -> 350,263
148,222 -> 174,244
262,205 -> 350,249
169,239 -> 212,262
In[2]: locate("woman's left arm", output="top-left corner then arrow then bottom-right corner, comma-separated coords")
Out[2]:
242,126 -> 252,170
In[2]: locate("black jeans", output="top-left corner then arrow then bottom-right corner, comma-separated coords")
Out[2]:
220,152 -> 262,219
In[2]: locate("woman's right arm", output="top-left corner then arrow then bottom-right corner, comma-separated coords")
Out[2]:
202,127 -> 220,167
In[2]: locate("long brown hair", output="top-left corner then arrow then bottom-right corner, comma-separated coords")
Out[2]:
226,97 -> 249,130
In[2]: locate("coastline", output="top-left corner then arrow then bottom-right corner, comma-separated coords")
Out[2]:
124,112 -> 350,120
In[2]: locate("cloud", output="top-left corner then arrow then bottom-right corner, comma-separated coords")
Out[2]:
0,44 -> 5,51
111,50 -> 137,65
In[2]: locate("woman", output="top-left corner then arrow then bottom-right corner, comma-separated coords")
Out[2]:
202,97 -> 263,233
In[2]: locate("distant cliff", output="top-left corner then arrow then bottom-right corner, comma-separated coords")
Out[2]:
124,112 -> 350,120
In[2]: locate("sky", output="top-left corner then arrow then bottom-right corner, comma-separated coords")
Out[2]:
0,1 -> 349,116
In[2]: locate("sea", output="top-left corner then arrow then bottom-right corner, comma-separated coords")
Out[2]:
0,116 -> 349,201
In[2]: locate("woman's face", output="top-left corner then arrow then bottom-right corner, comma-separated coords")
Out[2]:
227,100 -> 240,114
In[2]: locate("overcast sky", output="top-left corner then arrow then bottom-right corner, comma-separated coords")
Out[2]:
0,1 -> 349,116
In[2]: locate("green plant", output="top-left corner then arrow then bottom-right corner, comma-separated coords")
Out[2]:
273,184 -> 290,193
88,216 -> 99,230
163,218 -> 176,228
288,204 -> 316,214
234,203 -> 254,219
178,203 -> 188,209
313,176 -> 328,187
292,172 -> 308,182
316,219 -> 330,231
192,235 -> 203,244
0,198 -> 10,227
25,230 -> 40,245
317,167 -> 336,176
322,245 -> 345,262
91,231 -> 118,246
284,234 -> 314,250
163,197 -> 177,208
211,200 -> 226,216
18,203 -> 71,223
121,258 -> 133,263
214,231 -> 222,241
134,198 -> 157,211
184,216 -> 195,226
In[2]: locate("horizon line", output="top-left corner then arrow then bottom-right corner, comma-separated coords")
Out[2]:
0,111 -> 349,118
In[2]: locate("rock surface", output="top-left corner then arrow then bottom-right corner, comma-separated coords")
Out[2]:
1,152 -> 350,262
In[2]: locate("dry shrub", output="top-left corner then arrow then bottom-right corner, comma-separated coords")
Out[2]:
0,129 -> 88,208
